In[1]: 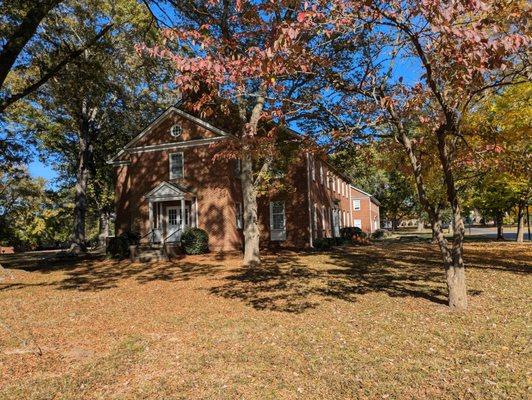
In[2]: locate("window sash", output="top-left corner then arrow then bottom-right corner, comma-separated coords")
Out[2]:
270,201 -> 285,230
169,152 -> 184,179
353,199 -> 361,210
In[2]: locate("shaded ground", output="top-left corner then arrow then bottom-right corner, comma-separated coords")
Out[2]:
0,241 -> 530,399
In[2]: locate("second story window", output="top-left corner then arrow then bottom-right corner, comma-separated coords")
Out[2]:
169,152 -> 184,179
170,124 -> 182,138
353,199 -> 361,210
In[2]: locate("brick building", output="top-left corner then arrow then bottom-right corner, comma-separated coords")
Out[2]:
109,106 -> 380,251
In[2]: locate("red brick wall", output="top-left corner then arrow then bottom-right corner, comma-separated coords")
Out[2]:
114,110 -> 313,251
308,156 -> 352,240
349,187 -> 380,234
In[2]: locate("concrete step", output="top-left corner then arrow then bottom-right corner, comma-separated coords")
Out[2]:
135,249 -> 168,263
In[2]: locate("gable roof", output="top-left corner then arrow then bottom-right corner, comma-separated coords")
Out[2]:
144,181 -> 192,200
350,185 -> 381,206
108,106 -> 232,165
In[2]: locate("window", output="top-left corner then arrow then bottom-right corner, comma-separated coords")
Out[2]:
169,152 -> 184,179
168,208 -> 178,225
354,219 -> 362,228
170,124 -> 182,137
269,201 -> 286,241
235,202 -> 243,229
353,199 -> 361,210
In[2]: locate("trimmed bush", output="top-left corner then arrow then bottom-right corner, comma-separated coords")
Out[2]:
180,228 -> 209,255
340,227 -> 367,239
313,236 -> 349,251
107,231 -> 140,259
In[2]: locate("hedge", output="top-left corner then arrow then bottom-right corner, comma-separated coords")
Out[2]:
180,228 -> 209,255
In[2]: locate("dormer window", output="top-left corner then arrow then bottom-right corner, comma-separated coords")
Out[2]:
170,124 -> 182,137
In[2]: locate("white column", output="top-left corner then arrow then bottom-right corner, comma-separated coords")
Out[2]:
191,197 -> 197,228
181,197 -> 186,233
148,200 -> 153,238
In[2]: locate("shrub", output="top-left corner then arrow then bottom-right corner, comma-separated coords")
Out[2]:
371,229 -> 393,240
340,227 -> 367,240
313,236 -> 349,251
180,228 -> 209,254
107,231 -> 140,259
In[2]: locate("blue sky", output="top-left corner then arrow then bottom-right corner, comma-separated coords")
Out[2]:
29,158 -> 57,182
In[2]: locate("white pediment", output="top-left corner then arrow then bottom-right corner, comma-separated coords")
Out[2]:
145,182 -> 188,200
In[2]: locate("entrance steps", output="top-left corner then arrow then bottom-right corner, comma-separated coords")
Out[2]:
132,243 -> 181,262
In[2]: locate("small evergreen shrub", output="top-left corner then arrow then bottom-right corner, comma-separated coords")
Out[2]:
313,236 -> 349,251
340,227 -> 367,239
180,228 -> 209,254
107,231 -> 140,259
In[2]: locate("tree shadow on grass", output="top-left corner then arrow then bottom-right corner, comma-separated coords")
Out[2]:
0,251 -> 223,292
210,244 -> 488,313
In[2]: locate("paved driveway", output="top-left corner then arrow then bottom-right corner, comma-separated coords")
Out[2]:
465,226 -> 531,241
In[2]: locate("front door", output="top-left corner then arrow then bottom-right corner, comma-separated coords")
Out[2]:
166,207 -> 181,242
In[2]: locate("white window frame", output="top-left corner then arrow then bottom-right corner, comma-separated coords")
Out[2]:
170,124 -> 182,137
269,201 -> 286,241
353,199 -> 361,211
354,219 -> 362,229
169,152 -> 184,179
236,202 -> 243,229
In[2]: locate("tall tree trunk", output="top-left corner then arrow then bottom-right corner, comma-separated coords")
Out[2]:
98,210 -> 110,248
495,213 -> 504,240
241,149 -> 260,266
73,99 -> 94,249
435,129 -> 467,310
526,204 -> 532,240
516,203 -> 524,243
393,116 -> 468,310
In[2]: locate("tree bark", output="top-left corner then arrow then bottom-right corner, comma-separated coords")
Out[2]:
241,149 -> 260,266
98,210 -> 110,248
526,204 -> 531,240
393,116 -> 468,310
435,128 -> 467,310
0,0 -> 61,90
417,218 -> 424,232
72,99 -> 94,249
516,203 -> 524,243
495,213 -> 504,240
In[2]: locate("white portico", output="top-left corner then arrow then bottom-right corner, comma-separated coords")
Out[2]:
144,181 -> 197,243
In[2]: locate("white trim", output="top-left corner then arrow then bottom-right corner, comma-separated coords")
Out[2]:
144,181 -> 190,201
169,152 -> 184,180
269,201 -> 286,241
107,106 -> 232,164
353,199 -> 361,211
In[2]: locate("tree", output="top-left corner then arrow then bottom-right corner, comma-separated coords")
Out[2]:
0,0 -> 113,114
463,83 -> 531,242
10,0 -> 175,248
142,0 -> 326,266
325,0 -> 529,309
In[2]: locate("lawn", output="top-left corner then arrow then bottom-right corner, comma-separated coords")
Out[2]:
0,241 -> 530,399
